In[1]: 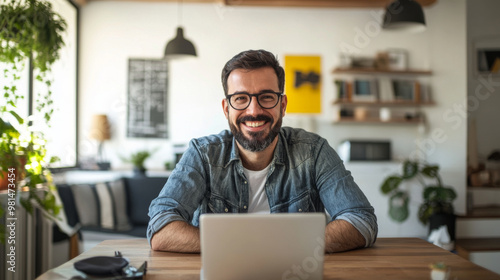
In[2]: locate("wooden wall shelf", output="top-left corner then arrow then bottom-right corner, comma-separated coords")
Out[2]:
332,67 -> 432,75
224,0 -> 437,8
334,117 -> 424,125
334,100 -> 434,107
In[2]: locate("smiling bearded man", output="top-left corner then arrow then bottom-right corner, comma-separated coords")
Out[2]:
147,49 -> 378,254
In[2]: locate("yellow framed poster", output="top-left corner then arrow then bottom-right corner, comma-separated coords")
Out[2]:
284,55 -> 321,113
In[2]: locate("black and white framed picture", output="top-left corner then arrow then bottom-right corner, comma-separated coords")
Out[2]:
127,58 -> 169,138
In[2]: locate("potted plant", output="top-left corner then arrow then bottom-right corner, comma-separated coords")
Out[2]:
121,150 -> 156,176
380,160 -> 457,239
0,0 -> 67,223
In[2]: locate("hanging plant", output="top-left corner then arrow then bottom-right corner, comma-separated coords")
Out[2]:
0,0 -> 67,234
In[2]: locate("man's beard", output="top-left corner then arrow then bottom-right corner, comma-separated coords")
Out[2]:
229,112 -> 282,152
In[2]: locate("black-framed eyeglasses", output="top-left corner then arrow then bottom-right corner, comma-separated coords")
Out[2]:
226,91 -> 283,110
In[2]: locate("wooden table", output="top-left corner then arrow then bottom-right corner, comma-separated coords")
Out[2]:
37,238 -> 500,280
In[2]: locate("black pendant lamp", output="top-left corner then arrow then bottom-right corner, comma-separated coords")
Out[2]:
382,0 -> 426,32
164,27 -> 197,59
164,1 -> 197,59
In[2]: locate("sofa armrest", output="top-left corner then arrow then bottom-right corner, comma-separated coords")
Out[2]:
56,184 -> 80,227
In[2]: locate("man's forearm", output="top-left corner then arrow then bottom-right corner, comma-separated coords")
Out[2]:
150,221 -> 200,253
324,219 -> 365,253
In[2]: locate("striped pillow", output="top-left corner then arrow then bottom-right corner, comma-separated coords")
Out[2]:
71,180 -> 131,231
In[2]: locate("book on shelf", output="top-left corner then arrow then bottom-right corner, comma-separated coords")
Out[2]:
378,77 -> 394,102
334,79 -> 353,101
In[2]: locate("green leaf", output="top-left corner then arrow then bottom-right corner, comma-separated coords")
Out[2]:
389,191 -> 409,223
418,202 -> 433,225
8,110 -> 24,124
402,160 -> 419,179
380,176 -> 403,194
421,165 -> 439,178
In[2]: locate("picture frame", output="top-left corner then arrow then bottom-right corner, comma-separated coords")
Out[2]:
473,37 -> 500,76
127,58 -> 169,138
392,80 -> 417,102
387,49 -> 408,71
352,79 -> 378,102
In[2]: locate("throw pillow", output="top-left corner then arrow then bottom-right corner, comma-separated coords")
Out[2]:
71,184 -> 99,228
71,180 -> 131,231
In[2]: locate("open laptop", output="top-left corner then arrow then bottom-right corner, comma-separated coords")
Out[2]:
200,213 -> 326,280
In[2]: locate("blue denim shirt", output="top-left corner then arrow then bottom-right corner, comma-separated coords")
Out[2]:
147,127 -> 377,247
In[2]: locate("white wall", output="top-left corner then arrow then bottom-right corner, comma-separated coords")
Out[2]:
79,0 -> 467,236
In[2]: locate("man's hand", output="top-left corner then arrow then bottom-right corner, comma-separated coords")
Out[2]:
324,220 -> 365,253
150,221 -> 200,253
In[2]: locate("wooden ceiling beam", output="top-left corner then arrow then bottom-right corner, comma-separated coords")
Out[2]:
76,0 -> 436,8
224,0 -> 437,8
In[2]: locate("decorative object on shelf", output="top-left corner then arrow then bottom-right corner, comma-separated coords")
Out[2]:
121,149 -> 156,177
382,0 -> 426,32
380,160 -> 457,241
375,51 -> 390,70
338,53 -> 352,68
387,49 -> 409,70
350,56 -> 375,68
164,0 -> 197,59
90,114 -> 112,170
354,107 -> 368,120
380,107 -> 391,122
0,0 -> 67,217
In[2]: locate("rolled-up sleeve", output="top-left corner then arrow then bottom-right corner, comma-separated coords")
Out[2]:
315,139 -> 378,247
147,140 -> 207,245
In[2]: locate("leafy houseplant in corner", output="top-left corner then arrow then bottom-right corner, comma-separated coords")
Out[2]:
0,0 -> 67,236
380,160 -> 457,240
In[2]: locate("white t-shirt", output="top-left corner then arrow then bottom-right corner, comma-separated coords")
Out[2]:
243,164 -> 271,214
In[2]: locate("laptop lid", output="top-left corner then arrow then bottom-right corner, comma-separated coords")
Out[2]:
200,213 -> 326,280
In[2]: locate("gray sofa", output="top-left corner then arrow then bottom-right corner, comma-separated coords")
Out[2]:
54,176 -> 167,252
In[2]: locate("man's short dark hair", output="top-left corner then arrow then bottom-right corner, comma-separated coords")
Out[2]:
221,49 -> 285,96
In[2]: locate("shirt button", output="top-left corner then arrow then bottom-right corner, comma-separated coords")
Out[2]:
243,205 -> 247,209
298,209 -> 302,212
225,208 -> 228,212
244,181 -> 247,184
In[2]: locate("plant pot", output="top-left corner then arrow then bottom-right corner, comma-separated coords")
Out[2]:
133,167 -> 147,177
428,213 -> 456,241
